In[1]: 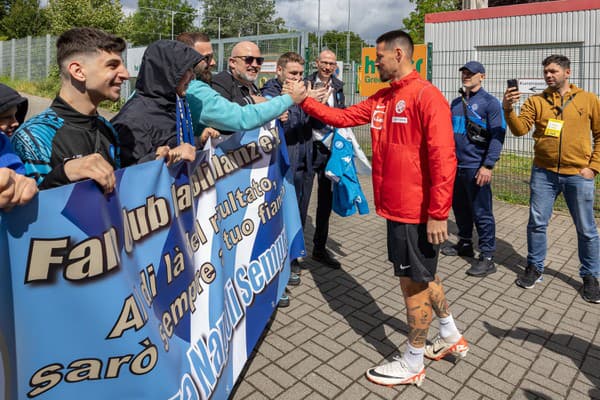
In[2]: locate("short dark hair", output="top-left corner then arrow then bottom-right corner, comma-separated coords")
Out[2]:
176,32 -> 210,46
277,52 -> 304,68
542,54 -> 570,69
376,29 -> 414,59
56,27 -> 126,75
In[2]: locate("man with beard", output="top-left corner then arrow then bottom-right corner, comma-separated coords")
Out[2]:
175,33 -> 307,141
212,41 -> 265,106
503,54 -> 600,303
297,29 -> 469,387
11,27 -> 129,192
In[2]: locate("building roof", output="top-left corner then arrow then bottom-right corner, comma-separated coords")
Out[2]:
425,0 -> 599,23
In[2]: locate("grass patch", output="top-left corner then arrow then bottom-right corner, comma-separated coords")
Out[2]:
0,71 -> 123,113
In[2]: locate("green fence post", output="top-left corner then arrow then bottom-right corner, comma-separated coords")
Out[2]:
427,42 -> 433,82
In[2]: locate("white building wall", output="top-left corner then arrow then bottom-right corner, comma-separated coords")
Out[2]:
425,6 -> 600,154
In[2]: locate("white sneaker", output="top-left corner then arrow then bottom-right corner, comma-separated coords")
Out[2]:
424,335 -> 469,361
365,356 -> 425,387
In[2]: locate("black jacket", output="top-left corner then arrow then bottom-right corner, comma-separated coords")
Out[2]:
11,96 -> 119,189
211,70 -> 261,106
307,72 -> 346,131
112,40 -> 202,166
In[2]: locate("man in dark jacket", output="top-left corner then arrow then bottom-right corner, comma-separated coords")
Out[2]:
11,27 -> 129,192
112,40 -> 204,167
212,41 -> 264,106
307,49 -> 346,268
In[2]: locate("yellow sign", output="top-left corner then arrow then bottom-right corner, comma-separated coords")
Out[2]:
358,45 -> 428,97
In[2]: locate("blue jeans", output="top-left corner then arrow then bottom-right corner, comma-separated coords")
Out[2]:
527,166 -> 600,278
452,167 -> 496,256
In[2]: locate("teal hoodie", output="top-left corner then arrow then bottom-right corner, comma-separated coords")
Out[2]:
186,79 -> 293,135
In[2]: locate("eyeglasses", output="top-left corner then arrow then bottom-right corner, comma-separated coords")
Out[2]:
201,53 -> 214,64
232,56 -> 265,66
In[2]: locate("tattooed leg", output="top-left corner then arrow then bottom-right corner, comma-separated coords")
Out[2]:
400,277 -> 433,347
429,275 -> 450,318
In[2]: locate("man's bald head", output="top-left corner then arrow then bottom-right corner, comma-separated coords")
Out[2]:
228,41 -> 263,85
315,48 -> 337,82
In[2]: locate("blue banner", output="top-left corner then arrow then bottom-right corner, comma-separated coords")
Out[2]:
0,125 -> 304,400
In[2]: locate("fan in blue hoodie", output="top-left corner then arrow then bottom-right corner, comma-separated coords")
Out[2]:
0,84 -> 37,208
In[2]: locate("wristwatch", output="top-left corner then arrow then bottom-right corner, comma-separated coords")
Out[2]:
483,165 -> 494,170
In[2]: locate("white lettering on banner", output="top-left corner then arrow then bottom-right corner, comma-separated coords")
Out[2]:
170,230 -> 288,400
25,228 -> 120,283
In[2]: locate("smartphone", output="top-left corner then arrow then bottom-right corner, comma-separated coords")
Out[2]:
507,79 -> 518,90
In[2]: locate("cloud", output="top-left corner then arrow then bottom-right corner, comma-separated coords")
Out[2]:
119,0 -> 415,43
275,0 -> 415,43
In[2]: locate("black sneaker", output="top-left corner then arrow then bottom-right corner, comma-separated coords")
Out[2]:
277,293 -> 290,308
312,248 -> 341,269
441,241 -> 474,257
582,276 -> 600,304
516,265 -> 543,289
466,255 -> 496,277
288,272 -> 301,286
291,259 -> 301,274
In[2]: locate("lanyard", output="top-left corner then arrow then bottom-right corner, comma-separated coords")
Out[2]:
545,93 -> 577,118
461,96 -> 485,122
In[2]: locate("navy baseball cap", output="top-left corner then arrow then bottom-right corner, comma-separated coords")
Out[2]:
459,61 -> 485,74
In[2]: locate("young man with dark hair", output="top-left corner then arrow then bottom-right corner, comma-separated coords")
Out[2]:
262,52 -> 312,288
11,27 -> 129,191
298,29 -> 469,387
503,54 -> 600,303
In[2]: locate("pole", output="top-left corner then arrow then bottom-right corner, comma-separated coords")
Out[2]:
346,0 -> 351,64
317,0 -> 321,51
171,10 -> 174,40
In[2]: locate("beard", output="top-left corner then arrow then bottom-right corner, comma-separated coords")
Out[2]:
196,68 -> 213,84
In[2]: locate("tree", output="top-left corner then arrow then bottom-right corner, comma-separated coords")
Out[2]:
45,0 -> 125,36
402,0 -> 460,43
126,0 -> 196,46
0,0 -> 49,38
308,30 -> 368,64
201,0 -> 285,38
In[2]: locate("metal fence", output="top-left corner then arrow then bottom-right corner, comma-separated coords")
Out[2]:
432,44 -> 600,213
0,35 -> 55,81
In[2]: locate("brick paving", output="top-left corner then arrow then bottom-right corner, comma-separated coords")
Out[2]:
232,176 -> 600,400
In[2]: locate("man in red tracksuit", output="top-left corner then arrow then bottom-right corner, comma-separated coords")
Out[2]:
300,29 -> 469,387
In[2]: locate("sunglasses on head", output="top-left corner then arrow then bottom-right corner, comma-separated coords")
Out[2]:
233,55 -> 265,66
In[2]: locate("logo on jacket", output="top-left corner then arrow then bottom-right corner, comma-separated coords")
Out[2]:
372,105 -> 385,130
334,140 -> 344,149
395,100 -> 406,114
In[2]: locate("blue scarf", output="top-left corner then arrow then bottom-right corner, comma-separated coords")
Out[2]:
175,95 -> 194,145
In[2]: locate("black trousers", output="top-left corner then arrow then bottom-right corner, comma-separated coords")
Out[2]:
312,141 -> 333,250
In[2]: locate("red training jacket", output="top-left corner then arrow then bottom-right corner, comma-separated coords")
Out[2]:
301,70 -> 456,224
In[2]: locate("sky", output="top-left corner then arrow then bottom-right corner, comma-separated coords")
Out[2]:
120,0 -> 416,44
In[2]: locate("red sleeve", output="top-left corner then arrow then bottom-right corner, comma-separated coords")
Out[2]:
301,96 -> 373,127
420,86 -> 457,220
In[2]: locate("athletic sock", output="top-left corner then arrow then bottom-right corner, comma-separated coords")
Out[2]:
402,342 -> 425,373
439,314 -> 461,343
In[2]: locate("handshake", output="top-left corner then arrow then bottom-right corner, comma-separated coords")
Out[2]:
281,80 -> 331,105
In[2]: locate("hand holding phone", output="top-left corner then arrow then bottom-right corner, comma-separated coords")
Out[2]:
503,79 -> 520,110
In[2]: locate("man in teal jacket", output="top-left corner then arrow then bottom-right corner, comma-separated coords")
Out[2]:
177,32 -> 306,135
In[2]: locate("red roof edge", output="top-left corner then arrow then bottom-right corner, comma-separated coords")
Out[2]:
425,0 -> 599,23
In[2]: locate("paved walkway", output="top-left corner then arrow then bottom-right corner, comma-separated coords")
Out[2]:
232,175 -> 600,400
